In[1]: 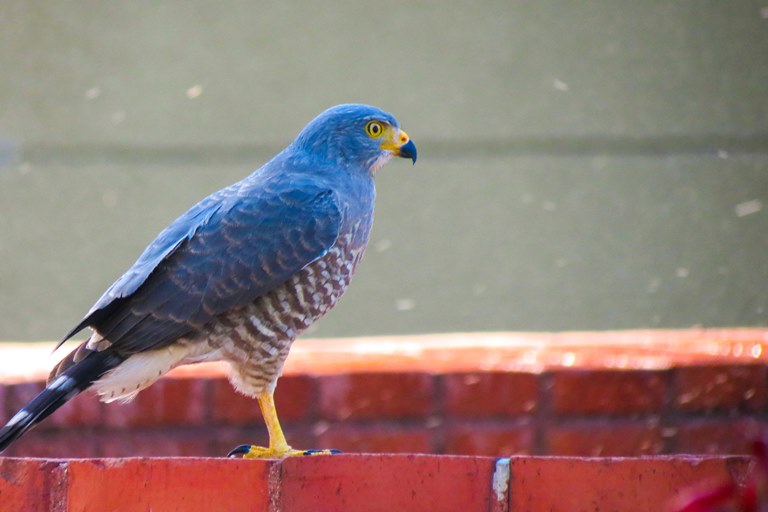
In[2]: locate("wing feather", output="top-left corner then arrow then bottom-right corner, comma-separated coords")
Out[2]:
60,175 -> 343,356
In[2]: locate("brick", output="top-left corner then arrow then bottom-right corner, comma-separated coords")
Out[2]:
315,424 -> 433,454
275,374 -> 316,422
210,374 -> 315,425
546,420 -> 665,456
674,418 -> 768,454
98,429 -> 211,457
0,458 -> 63,512
444,421 -> 534,456
279,454 -> 496,512
443,371 -> 538,417
0,454 -> 756,512
48,392 -> 105,429
104,376 -> 208,428
65,458 -> 275,512
674,364 -> 768,413
507,456 -> 751,512
318,372 -> 434,421
550,369 -> 667,415
2,429 -> 100,458
210,376 -> 262,425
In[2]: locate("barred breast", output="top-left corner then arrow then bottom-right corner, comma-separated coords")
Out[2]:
205,233 -> 365,397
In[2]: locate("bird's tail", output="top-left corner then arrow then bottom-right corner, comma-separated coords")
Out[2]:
0,349 -> 124,453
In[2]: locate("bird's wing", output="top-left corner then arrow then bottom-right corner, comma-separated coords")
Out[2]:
60,178 -> 343,355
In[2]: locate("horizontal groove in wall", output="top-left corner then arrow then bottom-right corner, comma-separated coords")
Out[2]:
2,133 -> 768,167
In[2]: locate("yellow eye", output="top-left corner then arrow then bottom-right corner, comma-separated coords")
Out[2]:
365,121 -> 385,138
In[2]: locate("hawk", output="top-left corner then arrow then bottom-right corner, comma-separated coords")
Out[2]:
0,104 -> 416,458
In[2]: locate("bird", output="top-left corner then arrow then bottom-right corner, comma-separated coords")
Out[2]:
0,103 -> 416,458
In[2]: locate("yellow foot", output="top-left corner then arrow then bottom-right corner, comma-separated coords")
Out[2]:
227,444 -> 342,459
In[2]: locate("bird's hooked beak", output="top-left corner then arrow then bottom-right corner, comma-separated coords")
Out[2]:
381,128 -> 417,164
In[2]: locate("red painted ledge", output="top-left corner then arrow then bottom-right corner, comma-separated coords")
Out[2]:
0,329 -> 766,459
0,454 -> 752,512
0,330 -> 764,510
1,329 -> 766,382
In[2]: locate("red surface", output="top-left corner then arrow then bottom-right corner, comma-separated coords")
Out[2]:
104,376 -> 208,428
674,364 -> 768,412
444,421 -> 535,455
546,421 -> 665,456
0,458 -> 61,512
3,329 -> 766,382
0,330 -> 763,510
2,430 -> 101,459
0,454 -> 754,512
317,372 -> 434,421
210,376 -> 262,425
279,454 -> 496,512
98,430 -> 211,458
551,369 -> 668,415
274,374 -> 317,422
49,392 -> 105,429
675,418 -> 764,454
64,458 -> 275,512
316,424 -> 433,453
0,329 -> 766,459
443,371 -> 539,417
507,456 -> 750,512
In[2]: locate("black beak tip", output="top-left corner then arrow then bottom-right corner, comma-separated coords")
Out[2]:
399,140 -> 417,164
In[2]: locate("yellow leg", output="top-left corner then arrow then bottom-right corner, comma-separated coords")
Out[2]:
261,391 -> 289,452
227,390 -> 340,459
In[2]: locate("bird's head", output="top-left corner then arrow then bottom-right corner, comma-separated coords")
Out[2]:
291,104 -> 417,174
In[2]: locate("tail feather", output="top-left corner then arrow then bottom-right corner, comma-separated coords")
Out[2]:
0,349 -> 124,453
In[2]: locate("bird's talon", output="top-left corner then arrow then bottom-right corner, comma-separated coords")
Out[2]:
301,448 -> 343,456
227,444 -> 254,458
226,444 -> 341,459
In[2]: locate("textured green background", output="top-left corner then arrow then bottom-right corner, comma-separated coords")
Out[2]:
1,1 -> 767,340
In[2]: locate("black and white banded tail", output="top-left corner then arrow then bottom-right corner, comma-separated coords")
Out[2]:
0,349 -> 123,452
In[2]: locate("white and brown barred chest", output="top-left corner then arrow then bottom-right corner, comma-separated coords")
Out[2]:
203,234 -> 366,395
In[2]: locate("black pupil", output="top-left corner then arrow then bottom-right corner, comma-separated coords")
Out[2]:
371,124 -> 379,134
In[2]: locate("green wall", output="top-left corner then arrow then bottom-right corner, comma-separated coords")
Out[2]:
1,1 -> 767,340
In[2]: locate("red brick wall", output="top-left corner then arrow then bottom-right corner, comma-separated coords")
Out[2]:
0,455 -> 752,512
0,330 -> 766,458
